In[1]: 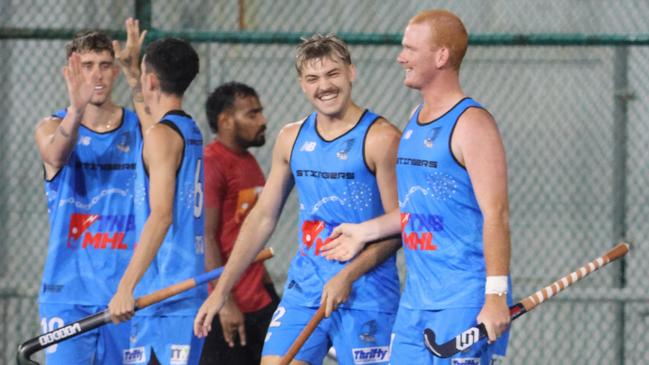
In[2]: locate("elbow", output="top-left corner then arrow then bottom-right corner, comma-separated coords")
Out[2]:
483,205 -> 510,227
42,153 -> 68,170
148,209 -> 173,230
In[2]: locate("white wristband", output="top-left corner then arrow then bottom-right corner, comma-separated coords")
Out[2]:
485,275 -> 508,295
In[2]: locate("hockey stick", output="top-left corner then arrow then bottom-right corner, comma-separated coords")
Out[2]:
423,242 -> 630,358
279,306 -> 326,365
17,247 -> 274,365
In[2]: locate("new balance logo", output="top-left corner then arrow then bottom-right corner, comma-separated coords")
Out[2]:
300,141 -> 317,152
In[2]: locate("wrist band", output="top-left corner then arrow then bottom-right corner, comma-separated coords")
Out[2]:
485,275 -> 508,295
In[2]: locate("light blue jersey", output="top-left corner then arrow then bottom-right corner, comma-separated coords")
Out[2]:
41,108 -> 141,305
133,110 -> 206,316
396,98 -> 512,310
286,110 -> 400,312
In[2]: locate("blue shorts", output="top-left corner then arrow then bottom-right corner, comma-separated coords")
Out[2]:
390,306 -> 508,365
126,314 -> 204,365
262,299 -> 396,365
39,303 -> 130,365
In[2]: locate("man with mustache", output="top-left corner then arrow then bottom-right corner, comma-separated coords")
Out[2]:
194,35 -> 402,365
199,82 -> 279,365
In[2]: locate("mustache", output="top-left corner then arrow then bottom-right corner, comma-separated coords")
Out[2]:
316,88 -> 338,98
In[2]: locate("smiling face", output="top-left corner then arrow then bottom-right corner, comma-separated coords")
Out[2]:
77,50 -> 118,106
299,55 -> 356,118
397,22 -> 439,90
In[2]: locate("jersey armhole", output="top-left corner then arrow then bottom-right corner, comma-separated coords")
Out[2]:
362,115 -> 382,175
288,118 -> 309,170
449,106 -> 484,170
158,120 -> 185,176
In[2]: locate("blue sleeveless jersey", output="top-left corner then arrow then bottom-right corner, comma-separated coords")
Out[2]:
286,110 -> 400,312
397,98 -> 511,310
133,111 -> 207,316
41,108 -> 141,305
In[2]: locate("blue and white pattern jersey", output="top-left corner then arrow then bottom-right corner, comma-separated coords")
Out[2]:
397,98 -> 511,310
285,109 -> 400,312
41,108 -> 141,305
133,110 -> 206,316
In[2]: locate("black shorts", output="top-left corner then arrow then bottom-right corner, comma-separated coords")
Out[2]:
199,283 -> 280,365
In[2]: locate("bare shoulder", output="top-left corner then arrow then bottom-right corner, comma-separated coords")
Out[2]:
367,117 -> 402,145
457,107 -> 498,132
275,118 -> 306,147
144,122 -> 184,156
34,116 -> 62,135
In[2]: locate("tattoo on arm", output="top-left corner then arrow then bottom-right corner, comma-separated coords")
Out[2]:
49,125 -> 71,144
123,55 -> 133,67
58,126 -> 71,138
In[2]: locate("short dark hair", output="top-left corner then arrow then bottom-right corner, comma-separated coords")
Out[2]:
66,30 -> 114,59
143,38 -> 199,96
205,82 -> 259,134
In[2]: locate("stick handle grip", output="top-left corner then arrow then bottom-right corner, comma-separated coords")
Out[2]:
520,242 -> 629,312
136,247 -> 274,308
17,247 -> 275,364
279,306 -> 326,365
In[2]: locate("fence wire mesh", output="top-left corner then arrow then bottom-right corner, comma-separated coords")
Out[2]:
1,1 -> 648,364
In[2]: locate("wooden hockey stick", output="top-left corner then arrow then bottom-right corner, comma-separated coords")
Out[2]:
17,247 -> 274,365
278,306 -> 326,365
424,242 -> 630,358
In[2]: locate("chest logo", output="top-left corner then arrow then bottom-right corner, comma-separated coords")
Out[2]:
336,139 -> 355,160
300,141 -> 317,152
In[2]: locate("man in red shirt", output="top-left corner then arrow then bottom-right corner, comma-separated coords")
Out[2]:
199,82 -> 279,365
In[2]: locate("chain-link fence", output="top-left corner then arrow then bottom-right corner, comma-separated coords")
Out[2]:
1,1 -> 648,364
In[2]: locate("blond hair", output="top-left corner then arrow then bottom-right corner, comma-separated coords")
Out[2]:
295,34 -> 352,75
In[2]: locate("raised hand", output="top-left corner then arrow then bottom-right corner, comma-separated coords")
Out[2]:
63,53 -> 94,112
112,17 -> 147,85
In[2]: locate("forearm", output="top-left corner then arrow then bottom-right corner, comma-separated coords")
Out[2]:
204,235 -> 225,272
213,208 -> 276,297
337,237 -> 401,283
42,110 -> 83,167
360,209 -> 402,242
118,212 -> 171,292
482,213 -> 511,276
124,73 -> 156,131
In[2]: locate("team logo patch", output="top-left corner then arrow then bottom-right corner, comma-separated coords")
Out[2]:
336,138 -> 355,160
170,344 -> 190,365
300,141 -> 317,152
423,127 -> 442,148
123,346 -> 146,364
79,136 -> 91,145
359,320 -> 377,342
352,346 -> 390,364
117,132 -> 132,153
452,358 -> 480,365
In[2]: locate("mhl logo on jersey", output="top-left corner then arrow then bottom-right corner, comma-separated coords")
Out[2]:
67,213 -> 134,250
300,220 -> 336,256
400,212 -> 444,251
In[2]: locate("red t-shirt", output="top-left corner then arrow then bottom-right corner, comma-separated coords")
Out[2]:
204,140 -> 270,313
